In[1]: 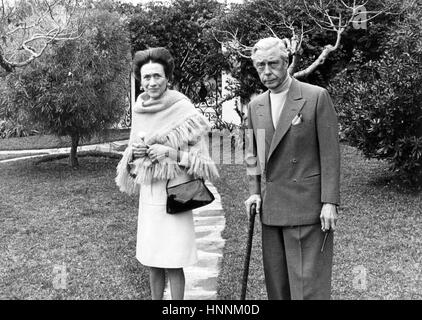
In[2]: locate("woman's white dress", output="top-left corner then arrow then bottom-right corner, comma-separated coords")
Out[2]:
136,174 -> 198,268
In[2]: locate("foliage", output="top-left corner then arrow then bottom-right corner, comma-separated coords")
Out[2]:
0,119 -> 38,138
3,9 -> 131,166
127,0 -> 229,104
212,0 -> 395,103
330,3 -> 422,184
0,0 -> 84,73
1,80 -> 38,138
124,0 -> 396,127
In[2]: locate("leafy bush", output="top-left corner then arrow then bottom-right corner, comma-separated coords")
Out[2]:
0,119 -> 38,138
1,84 -> 39,138
212,0 -> 394,101
330,5 -> 422,185
3,9 -> 131,166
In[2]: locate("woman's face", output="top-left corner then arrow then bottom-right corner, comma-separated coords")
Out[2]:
140,62 -> 168,99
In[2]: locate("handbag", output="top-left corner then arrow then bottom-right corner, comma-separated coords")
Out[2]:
166,178 -> 215,214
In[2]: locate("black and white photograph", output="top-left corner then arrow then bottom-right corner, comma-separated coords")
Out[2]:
0,0 -> 421,303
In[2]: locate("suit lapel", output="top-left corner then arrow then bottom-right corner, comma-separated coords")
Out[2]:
255,92 -> 274,161
268,79 -> 306,161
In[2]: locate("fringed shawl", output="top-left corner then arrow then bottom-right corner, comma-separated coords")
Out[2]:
115,89 -> 219,195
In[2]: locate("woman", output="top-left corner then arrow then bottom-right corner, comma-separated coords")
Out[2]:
115,47 -> 218,300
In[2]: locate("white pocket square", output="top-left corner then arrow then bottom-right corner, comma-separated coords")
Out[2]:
291,114 -> 303,126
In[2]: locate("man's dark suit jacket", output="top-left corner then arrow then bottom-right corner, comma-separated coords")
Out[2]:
245,78 -> 340,226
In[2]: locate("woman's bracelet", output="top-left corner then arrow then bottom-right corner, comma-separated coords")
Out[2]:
176,149 -> 181,163
164,148 -> 180,163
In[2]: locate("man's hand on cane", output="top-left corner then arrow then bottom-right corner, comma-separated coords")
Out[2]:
244,194 -> 261,219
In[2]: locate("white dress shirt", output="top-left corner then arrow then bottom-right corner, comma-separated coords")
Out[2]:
270,76 -> 292,129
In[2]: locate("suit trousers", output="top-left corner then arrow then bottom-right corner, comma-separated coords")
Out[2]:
261,223 -> 333,300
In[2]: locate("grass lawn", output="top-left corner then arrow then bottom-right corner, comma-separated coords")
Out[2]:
1,142 -> 421,300
0,156 -> 149,299
214,144 -> 422,300
0,128 -> 130,151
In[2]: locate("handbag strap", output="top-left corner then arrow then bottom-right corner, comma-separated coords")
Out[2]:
166,179 -> 170,196
166,177 -> 205,195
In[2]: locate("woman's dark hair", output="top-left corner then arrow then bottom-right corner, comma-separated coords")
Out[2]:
132,47 -> 175,82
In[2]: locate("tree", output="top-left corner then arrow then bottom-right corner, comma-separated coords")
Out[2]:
212,0 -> 396,105
329,1 -> 422,185
4,9 -> 131,167
0,0 -> 85,74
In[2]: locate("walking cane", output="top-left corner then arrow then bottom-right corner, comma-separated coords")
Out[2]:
240,203 -> 257,300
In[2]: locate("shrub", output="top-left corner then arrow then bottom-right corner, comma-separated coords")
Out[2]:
3,9 -> 131,166
0,119 -> 39,139
330,5 -> 422,185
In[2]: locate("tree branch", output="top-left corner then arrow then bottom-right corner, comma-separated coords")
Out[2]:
212,28 -> 253,58
0,47 -> 14,72
0,0 -> 85,73
294,0 -> 387,78
214,0 -> 386,81
294,27 -> 343,79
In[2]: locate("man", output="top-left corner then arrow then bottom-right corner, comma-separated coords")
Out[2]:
244,37 -> 340,300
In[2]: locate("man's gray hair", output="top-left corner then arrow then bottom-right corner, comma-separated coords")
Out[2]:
251,37 -> 290,62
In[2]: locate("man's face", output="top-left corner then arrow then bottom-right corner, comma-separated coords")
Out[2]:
253,47 -> 288,93
140,62 -> 168,99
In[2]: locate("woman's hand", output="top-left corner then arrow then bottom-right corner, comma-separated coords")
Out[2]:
132,143 -> 148,160
146,144 -> 172,162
